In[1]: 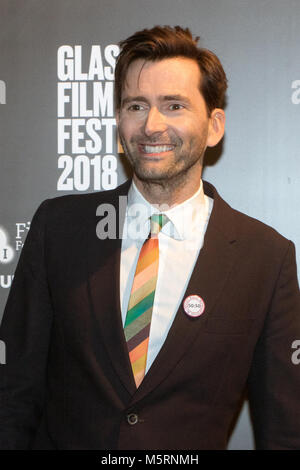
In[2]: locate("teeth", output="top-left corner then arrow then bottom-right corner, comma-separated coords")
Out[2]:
143,145 -> 173,154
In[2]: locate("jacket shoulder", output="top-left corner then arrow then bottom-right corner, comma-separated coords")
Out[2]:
231,205 -> 290,248
32,180 -> 131,228
204,180 -> 293,258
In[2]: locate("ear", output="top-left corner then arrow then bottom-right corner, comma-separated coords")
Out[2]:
207,108 -> 225,147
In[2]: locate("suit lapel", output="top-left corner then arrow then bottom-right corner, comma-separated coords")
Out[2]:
130,181 -> 239,402
87,181 -> 137,395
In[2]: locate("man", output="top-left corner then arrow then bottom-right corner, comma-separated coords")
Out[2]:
0,25 -> 300,450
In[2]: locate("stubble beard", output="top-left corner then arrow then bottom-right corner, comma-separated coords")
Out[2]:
119,133 -> 207,192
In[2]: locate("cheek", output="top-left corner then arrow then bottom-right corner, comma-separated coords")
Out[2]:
174,122 -> 203,144
119,117 -> 140,140
118,122 -> 131,141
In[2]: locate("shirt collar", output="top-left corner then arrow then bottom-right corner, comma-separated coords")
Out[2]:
127,180 -> 207,241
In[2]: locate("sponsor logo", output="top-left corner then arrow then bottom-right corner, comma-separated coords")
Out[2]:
291,80 -> 300,104
0,340 -> 6,365
0,223 -> 30,288
0,226 -> 14,264
291,340 -> 300,365
0,80 -> 6,104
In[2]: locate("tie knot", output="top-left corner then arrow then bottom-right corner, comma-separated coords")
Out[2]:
150,214 -> 168,236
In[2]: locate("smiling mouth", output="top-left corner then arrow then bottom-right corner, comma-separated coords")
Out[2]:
139,144 -> 175,155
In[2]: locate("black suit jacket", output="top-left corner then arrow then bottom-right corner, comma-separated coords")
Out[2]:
0,180 -> 300,450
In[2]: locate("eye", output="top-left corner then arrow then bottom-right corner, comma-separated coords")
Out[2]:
127,104 -> 144,111
169,103 -> 184,111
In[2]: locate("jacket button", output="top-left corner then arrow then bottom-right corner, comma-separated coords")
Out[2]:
127,413 -> 138,425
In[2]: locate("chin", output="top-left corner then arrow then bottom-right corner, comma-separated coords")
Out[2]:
134,167 -> 183,184
135,172 -> 166,183
133,162 -> 169,178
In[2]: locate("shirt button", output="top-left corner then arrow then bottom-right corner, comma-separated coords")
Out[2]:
127,413 -> 139,425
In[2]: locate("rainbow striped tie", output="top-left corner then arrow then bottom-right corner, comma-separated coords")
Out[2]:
124,214 -> 168,388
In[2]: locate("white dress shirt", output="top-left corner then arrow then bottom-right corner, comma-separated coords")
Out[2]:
120,180 -> 213,373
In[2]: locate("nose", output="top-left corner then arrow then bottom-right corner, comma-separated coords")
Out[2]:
143,107 -> 167,136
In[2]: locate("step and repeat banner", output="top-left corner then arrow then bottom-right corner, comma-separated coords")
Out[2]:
0,0 -> 299,450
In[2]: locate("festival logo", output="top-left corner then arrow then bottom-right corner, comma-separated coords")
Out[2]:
57,44 -> 120,192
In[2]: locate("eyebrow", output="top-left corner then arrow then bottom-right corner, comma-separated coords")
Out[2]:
121,96 -> 148,107
121,94 -> 191,107
161,94 -> 191,104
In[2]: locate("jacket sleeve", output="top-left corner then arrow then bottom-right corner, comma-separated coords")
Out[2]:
247,241 -> 300,449
0,200 -> 53,449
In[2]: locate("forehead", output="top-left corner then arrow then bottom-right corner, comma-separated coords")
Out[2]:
122,57 -> 202,98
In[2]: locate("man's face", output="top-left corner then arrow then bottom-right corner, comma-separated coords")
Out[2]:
117,57 -> 216,186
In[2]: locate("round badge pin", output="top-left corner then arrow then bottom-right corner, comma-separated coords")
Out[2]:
183,295 -> 205,318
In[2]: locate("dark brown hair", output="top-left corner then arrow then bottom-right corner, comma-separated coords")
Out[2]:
114,25 -> 228,114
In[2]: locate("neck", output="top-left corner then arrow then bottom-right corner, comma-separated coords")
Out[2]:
133,165 -> 203,207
